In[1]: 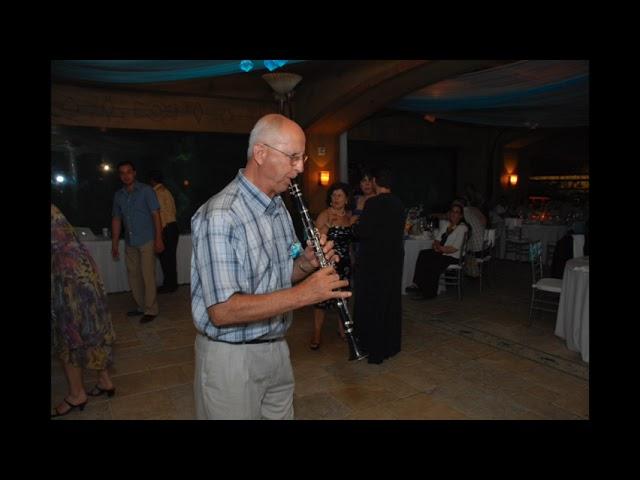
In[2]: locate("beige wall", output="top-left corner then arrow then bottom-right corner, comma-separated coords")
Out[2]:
303,133 -> 339,216
52,84 -> 276,134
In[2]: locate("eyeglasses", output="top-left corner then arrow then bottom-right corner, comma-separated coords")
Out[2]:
261,143 -> 308,166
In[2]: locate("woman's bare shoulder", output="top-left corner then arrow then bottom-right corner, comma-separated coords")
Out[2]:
316,208 -> 330,220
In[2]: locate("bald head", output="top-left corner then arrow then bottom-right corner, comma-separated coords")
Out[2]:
244,113 -> 307,197
247,114 -> 304,162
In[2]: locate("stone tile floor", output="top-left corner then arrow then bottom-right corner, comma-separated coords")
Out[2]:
51,259 -> 588,420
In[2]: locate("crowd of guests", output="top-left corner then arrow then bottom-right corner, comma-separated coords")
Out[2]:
50,116 -> 483,419
54,113 -> 589,420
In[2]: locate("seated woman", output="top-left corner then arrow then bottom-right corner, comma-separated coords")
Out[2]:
310,182 -> 355,350
409,204 -> 468,299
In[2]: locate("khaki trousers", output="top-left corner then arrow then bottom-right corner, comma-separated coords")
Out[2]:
125,240 -> 158,315
194,334 -> 294,420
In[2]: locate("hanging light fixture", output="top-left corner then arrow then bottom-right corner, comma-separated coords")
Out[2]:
262,72 -> 302,118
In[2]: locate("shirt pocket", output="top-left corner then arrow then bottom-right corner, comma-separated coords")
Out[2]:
251,254 -> 275,293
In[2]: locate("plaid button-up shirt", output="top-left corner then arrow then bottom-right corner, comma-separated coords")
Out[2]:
190,169 -> 298,342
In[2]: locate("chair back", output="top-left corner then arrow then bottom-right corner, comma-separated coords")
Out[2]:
457,228 -> 470,264
442,228 -> 470,300
484,228 -> 496,249
506,226 -> 522,241
529,241 -> 544,283
477,228 -> 496,260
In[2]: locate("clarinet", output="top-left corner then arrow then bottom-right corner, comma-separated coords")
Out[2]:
288,181 -> 367,361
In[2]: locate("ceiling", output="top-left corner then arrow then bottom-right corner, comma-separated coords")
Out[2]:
51,59 -> 589,130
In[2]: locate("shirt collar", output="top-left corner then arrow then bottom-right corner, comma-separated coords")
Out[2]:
236,169 -> 283,216
121,181 -> 142,194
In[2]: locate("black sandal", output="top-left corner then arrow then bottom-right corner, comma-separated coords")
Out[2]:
51,397 -> 87,418
87,384 -> 116,397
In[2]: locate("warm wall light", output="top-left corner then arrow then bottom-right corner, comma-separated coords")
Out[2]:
509,174 -> 519,187
319,171 -> 330,186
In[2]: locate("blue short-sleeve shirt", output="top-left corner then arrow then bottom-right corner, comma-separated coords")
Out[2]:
112,181 -> 160,247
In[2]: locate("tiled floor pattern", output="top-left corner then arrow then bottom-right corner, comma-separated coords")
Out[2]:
51,259 -> 589,420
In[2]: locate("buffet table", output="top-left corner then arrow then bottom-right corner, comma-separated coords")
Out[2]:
83,235 -> 192,293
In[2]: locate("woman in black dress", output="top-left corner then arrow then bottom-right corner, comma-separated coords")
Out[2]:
309,182 -> 355,350
352,169 -> 406,364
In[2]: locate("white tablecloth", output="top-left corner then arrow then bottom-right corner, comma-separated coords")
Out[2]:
555,256 -> 589,363
573,234 -> 585,258
504,217 -> 522,229
84,235 -> 192,293
498,223 -> 569,264
402,235 -> 434,294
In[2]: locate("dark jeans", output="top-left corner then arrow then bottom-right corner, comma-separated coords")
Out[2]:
158,222 -> 179,288
412,249 -> 457,298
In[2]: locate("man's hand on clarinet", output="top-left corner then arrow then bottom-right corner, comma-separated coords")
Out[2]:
299,266 -> 351,304
303,233 -> 340,269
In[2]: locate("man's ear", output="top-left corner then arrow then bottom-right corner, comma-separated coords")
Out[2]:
253,144 -> 265,165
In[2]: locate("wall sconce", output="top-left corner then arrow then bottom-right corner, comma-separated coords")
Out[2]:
509,174 -> 518,187
319,171 -> 330,186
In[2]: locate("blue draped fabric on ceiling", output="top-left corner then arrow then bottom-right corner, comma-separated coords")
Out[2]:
51,60 -> 304,84
393,60 -> 589,128
51,59 -> 588,128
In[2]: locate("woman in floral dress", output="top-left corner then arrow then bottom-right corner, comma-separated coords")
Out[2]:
51,204 -> 116,417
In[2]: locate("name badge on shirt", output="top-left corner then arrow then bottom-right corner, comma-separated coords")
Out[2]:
289,241 -> 303,259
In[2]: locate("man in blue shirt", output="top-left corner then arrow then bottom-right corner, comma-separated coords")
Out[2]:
111,161 -> 165,323
191,113 -> 351,420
